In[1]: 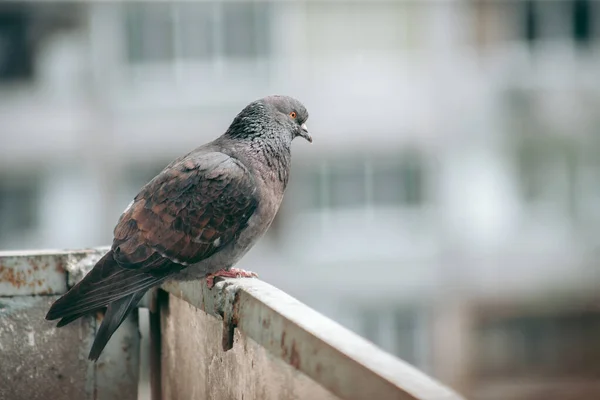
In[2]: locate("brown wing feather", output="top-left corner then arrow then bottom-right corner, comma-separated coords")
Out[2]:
46,152 -> 258,322
112,152 -> 259,272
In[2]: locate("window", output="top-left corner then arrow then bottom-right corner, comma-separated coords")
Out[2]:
393,308 -> 424,367
305,2 -> 415,57
372,154 -> 425,207
329,164 -> 366,209
515,136 -> 577,217
125,2 -> 271,64
372,164 -> 404,205
0,7 -> 33,82
221,3 -> 270,58
520,0 -> 596,47
523,0 -> 538,43
0,177 -> 40,247
360,306 -> 429,370
125,3 -> 175,63
474,306 -> 600,379
295,152 -> 427,211
572,0 -> 592,45
178,3 -> 216,60
575,140 -> 600,225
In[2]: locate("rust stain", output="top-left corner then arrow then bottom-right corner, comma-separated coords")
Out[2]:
279,330 -> 301,369
261,317 -> 270,329
0,259 -> 56,290
0,264 -> 29,288
290,340 -> 301,369
31,256 -> 52,272
315,362 -> 323,377
280,331 -> 286,350
55,260 -> 65,274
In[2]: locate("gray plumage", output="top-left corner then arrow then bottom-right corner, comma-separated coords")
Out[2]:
46,95 -> 311,361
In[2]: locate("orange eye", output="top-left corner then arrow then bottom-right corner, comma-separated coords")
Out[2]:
289,111 -> 297,119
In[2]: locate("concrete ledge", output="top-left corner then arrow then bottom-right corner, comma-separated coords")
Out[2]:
162,278 -> 465,400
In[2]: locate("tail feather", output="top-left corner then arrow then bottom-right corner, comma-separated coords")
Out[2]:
48,274 -> 159,319
46,249 -> 167,360
88,291 -> 146,361
46,250 -> 162,322
57,310 -> 99,328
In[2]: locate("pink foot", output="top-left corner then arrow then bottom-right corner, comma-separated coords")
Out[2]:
206,268 -> 258,289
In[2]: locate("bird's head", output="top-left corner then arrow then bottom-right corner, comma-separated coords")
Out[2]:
262,95 -> 312,143
226,95 -> 312,144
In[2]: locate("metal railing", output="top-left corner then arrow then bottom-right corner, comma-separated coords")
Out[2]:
0,248 -> 465,400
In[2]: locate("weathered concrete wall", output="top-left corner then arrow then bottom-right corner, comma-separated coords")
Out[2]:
161,294 -> 341,400
0,296 -> 94,400
0,249 -> 140,400
0,295 -> 140,400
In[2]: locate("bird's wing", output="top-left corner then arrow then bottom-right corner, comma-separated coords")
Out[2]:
113,151 -> 260,273
46,152 -> 259,323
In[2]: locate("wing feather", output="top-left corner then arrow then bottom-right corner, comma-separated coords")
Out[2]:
112,152 -> 258,271
47,151 -> 259,327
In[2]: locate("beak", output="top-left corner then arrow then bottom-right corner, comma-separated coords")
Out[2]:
298,123 -> 312,143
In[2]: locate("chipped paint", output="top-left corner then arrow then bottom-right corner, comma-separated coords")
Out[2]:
0,248 -> 109,297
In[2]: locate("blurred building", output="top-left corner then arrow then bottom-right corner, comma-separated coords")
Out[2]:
1,1 -> 600,399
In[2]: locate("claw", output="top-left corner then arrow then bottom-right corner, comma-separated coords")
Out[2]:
206,268 -> 258,289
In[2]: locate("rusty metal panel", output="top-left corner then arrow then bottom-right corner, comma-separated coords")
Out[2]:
0,251 -> 67,296
0,248 -> 109,297
161,293 -> 341,400
0,248 -> 139,400
162,279 -> 466,400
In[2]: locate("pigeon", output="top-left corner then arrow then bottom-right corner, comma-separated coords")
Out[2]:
45,95 -> 311,361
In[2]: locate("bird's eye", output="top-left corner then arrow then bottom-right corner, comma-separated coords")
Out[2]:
289,111 -> 297,119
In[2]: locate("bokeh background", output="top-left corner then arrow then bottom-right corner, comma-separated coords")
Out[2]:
1,1 -> 600,399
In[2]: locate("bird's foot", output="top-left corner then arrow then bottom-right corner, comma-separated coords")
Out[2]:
206,268 -> 258,289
